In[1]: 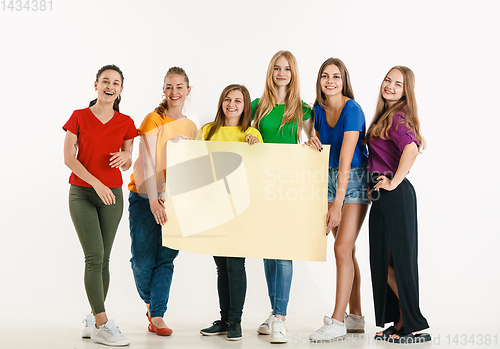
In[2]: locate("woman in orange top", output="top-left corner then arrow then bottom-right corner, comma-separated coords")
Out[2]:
128,67 -> 198,336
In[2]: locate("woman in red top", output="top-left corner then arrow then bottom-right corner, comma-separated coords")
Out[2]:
63,65 -> 137,347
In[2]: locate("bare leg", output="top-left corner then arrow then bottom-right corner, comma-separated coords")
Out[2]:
147,304 -> 168,328
330,203 -> 368,322
348,245 -> 362,316
95,312 -> 109,327
152,317 -> 168,328
375,247 -> 406,338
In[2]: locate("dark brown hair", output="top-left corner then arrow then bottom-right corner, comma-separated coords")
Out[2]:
314,58 -> 355,110
89,64 -> 124,112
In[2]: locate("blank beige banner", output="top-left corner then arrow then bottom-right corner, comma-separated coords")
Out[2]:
162,141 -> 330,262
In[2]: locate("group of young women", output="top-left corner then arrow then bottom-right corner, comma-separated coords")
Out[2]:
63,50 -> 430,346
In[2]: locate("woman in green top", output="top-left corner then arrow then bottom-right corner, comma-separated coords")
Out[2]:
252,50 -> 313,344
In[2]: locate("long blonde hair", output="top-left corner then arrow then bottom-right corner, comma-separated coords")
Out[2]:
366,66 -> 425,151
253,50 -> 307,142
155,66 -> 190,119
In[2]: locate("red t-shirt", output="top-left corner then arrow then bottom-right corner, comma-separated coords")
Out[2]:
63,108 -> 138,188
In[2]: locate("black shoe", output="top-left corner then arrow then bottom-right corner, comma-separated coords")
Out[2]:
200,320 -> 228,336
226,321 -> 242,341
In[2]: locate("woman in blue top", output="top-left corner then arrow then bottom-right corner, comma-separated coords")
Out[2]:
307,58 -> 370,342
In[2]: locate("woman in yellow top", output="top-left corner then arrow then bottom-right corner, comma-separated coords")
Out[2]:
198,84 -> 261,341
128,67 -> 198,336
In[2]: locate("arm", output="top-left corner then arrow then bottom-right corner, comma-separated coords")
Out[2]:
304,118 -> 323,151
141,134 -> 168,225
109,138 -> 134,171
326,131 -> 359,233
63,131 -> 116,205
374,142 -> 418,191
302,117 -> 313,141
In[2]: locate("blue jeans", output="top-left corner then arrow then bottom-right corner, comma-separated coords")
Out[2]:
263,259 -> 293,316
129,191 -> 179,318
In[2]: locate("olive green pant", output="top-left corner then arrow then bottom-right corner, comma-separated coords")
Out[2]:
69,185 -> 123,315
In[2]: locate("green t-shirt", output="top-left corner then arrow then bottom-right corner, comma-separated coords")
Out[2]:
251,98 -> 311,144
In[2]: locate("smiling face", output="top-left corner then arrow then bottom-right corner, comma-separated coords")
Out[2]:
163,73 -> 191,108
273,56 -> 292,87
222,89 -> 245,126
381,69 -> 404,106
94,70 -> 123,103
320,64 -> 343,98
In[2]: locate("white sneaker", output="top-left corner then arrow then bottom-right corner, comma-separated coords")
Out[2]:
91,320 -> 130,346
82,313 -> 95,338
309,316 -> 347,342
257,312 -> 274,335
270,318 -> 287,344
345,313 -> 365,333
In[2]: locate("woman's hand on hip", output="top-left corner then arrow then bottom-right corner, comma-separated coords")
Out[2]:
373,175 -> 397,191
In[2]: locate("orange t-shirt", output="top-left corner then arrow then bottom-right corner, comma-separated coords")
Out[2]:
128,111 -> 198,193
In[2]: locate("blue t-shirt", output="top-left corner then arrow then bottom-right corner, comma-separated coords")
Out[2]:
313,99 -> 368,169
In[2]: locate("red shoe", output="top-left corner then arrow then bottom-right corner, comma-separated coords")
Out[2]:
146,312 -> 155,332
148,322 -> 173,336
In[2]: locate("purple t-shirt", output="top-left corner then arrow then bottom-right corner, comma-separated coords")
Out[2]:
367,111 -> 419,176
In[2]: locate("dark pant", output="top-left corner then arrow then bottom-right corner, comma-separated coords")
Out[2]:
69,184 -> 124,315
214,256 -> 247,323
368,175 -> 429,335
129,191 -> 179,318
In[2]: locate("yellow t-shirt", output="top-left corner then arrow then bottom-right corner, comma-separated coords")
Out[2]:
198,123 -> 263,143
128,111 -> 198,193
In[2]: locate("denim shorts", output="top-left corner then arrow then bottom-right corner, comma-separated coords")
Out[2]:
328,164 -> 370,204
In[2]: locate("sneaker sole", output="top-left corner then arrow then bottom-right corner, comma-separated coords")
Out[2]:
270,335 -> 288,344
258,329 -> 271,335
347,329 -> 365,333
226,336 -> 242,341
91,337 -> 130,347
200,331 -> 228,336
310,334 -> 347,343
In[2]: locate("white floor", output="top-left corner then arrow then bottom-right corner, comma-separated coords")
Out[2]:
1,316 -> 497,349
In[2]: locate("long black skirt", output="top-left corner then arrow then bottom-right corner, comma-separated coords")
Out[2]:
368,176 -> 429,335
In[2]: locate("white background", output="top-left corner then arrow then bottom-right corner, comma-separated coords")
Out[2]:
0,0 -> 499,335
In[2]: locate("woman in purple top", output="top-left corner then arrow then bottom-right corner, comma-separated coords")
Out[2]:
307,58 -> 369,342
365,66 -> 430,344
